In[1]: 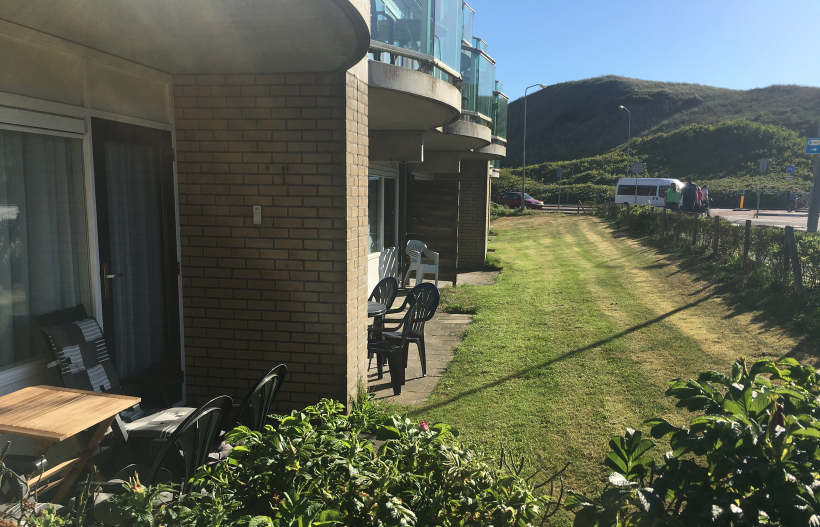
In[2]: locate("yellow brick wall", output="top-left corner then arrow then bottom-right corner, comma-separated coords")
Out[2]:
173,72 -> 368,411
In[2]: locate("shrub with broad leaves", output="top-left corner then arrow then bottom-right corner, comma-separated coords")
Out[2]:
566,358 -> 820,526
107,399 -> 556,527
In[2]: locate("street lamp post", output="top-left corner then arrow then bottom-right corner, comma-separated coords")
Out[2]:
521,83 -> 547,210
619,105 -> 635,205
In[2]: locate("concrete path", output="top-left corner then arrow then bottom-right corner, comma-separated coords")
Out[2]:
367,270 -> 498,405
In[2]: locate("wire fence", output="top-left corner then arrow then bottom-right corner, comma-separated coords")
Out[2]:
596,203 -> 820,292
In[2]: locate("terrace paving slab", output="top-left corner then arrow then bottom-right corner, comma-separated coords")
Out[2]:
367,271 -> 496,405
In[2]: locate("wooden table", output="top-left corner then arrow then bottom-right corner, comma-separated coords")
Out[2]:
0,385 -> 140,502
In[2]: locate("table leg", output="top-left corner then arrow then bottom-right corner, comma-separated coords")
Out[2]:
52,416 -> 115,504
31,439 -> 54,457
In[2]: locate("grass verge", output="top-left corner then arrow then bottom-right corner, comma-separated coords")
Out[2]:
406,215 -> 807,526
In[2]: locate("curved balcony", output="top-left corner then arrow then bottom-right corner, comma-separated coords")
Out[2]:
369,59 -> 461,130
0,0 -> 370,73
463,141 -> 506,161
424,119 -> 491,151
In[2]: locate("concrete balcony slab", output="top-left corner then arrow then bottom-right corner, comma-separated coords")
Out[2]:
369,60 -> 461,131
462,142 -> 506,161
0,0 -> 369,73
424,120 -> 491,152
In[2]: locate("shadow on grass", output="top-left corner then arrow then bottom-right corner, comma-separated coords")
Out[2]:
419,296 -> 713,412
601,221 -> 819,364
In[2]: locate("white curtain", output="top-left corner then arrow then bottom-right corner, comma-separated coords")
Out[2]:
0,130 -> 90,367
104,142 -> 168,378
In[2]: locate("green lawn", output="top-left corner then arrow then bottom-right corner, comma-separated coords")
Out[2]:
408,215 -> 797,526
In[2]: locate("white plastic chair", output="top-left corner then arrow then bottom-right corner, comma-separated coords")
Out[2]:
403,240 -> 439,287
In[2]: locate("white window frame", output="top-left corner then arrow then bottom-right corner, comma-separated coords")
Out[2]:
0,24 -> 184,398
368,163 -> 400,255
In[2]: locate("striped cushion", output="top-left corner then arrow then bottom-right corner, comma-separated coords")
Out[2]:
123,407 -> 195,439
41,318 -> 118,394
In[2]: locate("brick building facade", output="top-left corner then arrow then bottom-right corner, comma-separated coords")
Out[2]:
174,72 -> 369,409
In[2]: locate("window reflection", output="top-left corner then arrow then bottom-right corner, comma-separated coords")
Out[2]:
0,130 -> 91,369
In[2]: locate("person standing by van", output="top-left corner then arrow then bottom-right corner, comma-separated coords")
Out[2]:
680,177 -> 698,213
701,185 -> 710,217
665,183 -> 681,212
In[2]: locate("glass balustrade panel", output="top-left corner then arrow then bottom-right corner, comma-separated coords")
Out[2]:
432,0 -> 462,73
460,48 -> 478,115
476,53 -> 495,120
493,93 -> 508,139
372,0 -> 434,58
462,2 -> 474,43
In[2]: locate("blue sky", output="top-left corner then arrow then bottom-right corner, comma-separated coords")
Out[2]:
466,0 -> 820,102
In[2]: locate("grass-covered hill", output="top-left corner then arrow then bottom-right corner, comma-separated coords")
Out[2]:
495,119 -> 814,207
503,75 -> 820,167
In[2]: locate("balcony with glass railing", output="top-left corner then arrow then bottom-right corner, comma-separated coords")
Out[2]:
492,80 -> 508,143
460,36 -> 495,127
462,2 -> 474,45
369,0 -> 463,85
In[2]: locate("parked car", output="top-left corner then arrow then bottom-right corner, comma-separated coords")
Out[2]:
497,192 -> 544,209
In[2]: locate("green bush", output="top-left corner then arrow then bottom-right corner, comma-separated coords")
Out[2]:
484,253 -> 503,271
489,202 -> 541,220
566,358 -> 820,526
98,400 -> 557,527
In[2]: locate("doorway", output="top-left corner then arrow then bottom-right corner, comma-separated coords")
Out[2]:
91,118 -> 183,406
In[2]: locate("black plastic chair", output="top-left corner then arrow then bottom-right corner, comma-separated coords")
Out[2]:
382,283 -> 440,377
367,277 -> 400,364
90,395 -> 231,525
368,303 -> 419,396
369,277 -> 399,312
224,364 -> 287,432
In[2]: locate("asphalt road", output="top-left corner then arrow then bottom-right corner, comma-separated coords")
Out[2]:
709,208 -> 810,230
537,204 -> 815,230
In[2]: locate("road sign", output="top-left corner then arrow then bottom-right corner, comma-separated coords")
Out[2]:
759,158 -> 768,172
786,176 -> 794,180
786,165 -> 795,174
741,190 -> 746,196
807,138 -> 820,154
631,162 -> 643,174
557,167 -> 563,180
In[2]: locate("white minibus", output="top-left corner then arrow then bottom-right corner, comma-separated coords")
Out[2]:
615,178 -> 683,207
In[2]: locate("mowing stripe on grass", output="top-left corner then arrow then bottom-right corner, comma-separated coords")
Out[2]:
407,215 -> 797,526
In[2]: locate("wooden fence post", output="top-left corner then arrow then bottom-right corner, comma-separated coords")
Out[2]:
577,201 -> 581,214
785,226 -> 804,296
784,232 -> 791,274
692,214 -> 699,245
712,216 -> 720,255
662,208 -> 667,237
742,219 -> 752,267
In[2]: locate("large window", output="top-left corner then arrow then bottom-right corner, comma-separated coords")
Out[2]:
617,185 -> 657,196
0,129 -> 92,369
368,174 -> 399,254
369,176 -> 383,253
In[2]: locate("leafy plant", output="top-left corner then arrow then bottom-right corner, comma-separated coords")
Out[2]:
566,358 -> 820,526
112,399 -> 558,526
